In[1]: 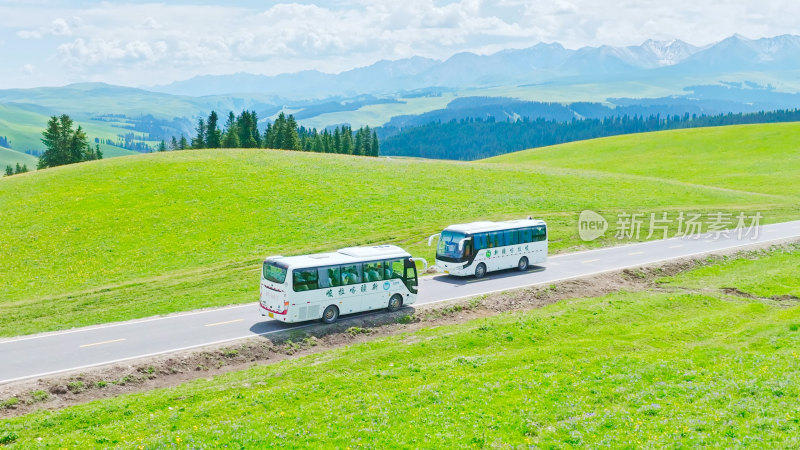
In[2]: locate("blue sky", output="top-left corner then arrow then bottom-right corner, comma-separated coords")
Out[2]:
1,0 -> 798,89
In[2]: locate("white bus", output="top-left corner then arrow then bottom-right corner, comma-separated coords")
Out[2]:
259,245 -> 424,324
430,218 -> 547,278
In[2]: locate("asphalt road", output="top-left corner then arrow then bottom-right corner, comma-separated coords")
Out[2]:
2,219 -> 799,384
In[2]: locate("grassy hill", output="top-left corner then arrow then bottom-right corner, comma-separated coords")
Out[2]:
0,102 -> 147,160
0,147 -> 37,172
487,122 -> 800,197
2,246 -> 798,447
0,123 -> 798,336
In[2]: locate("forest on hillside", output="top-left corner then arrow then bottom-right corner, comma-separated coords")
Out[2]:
378,109 -> 800,160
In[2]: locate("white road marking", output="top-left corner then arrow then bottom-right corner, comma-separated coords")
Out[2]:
0,303 -> 255,345
205,319 -> 244,327
80,338 -> 126,348
2,323 -> 321,384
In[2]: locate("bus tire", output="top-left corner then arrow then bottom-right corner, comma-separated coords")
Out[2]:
475,263 -> 487,279
321,305 -> 339,324
387,294 -> 403,312
518,257 -> 529,272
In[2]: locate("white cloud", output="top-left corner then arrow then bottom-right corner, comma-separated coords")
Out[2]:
3,0 -> 800,88
16,29 -> 42,39
141,17 -> 162,30
49,18 -> 72,36
57,38 -> 170,66
16,17 -> 74,39
21,64 -> 34,76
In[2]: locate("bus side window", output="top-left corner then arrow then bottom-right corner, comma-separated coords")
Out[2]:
535,226 -> 546,241
294,268 -> 318,291
317,267 -> 330,288
364,261 -> 384,282
474,233 -> 487,251
341,264 -> 362,285
505,230 -> 519,246
464,238 -> 473,257
493,232 -> 505,247
328,266 -> 342,287
521,228 -> 533,243
390,259 -> 404,279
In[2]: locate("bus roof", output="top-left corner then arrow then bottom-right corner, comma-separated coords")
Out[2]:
265,245 -> 411,268
444,218 -> 546,234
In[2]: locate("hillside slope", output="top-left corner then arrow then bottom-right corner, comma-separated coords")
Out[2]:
487,122 -> 800,197
0,148 -> 37,172
1,123 -> 798,335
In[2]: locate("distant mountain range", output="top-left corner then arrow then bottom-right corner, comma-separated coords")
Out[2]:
151,34 -> 800,99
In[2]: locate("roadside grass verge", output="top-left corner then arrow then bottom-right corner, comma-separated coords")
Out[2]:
1,246 -> 798,447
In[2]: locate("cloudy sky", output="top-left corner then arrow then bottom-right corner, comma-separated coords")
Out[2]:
1,0 -> 797,89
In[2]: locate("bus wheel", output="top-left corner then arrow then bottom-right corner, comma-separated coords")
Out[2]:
321,305 -> 339,324
518,257 -> 529,272
387,294 -> 403,312
474,263 -> 487,279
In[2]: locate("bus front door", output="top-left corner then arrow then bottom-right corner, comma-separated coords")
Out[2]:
404,258 -> 418,294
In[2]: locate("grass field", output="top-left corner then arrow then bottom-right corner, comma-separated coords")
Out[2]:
3,122 -> 799,336
1,246 -> 798,448
487,122 -> 800,197
0,148 -> 37,173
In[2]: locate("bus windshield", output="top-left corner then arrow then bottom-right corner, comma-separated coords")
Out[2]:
262,261 -> 288,284
437,230 -> 466,259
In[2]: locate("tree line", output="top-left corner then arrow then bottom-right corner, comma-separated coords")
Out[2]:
4,163 -> 29,176
0,136 -> 10,148
379,109 -> 800,160
167,110 -> 379,157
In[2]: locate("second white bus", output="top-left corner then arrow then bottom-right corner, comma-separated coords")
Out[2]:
259,245 -> 424,324
430,218 -> 547,278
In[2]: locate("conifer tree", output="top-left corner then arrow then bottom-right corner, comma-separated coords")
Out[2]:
38,114 -> 93,169
333,128 -> 341,154
371,130 -> 380,157
222,111 -> 241,148
4,165 -> 12,176
192,118 -> 206,149
205,111 -> 221,148
179,135 -> 188,150
282,114 -> 300,150
170,136 -> 178,150
341,126 -> 353,155
354,128 -> 364,156
157,140 -> 167,152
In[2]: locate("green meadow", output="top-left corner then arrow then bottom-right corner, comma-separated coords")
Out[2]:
487,122 -> 800,197
2,246 -> 798,448
0,102 -> 146,165
0,148 -> 37,172
1,123 -> 799,336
